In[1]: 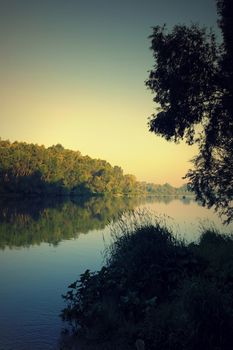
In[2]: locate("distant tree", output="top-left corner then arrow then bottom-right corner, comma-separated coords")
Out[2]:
146,0 -> 233,223
0,139 -> 139,196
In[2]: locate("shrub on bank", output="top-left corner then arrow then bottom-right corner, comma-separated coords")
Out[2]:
61,211 -> 233,350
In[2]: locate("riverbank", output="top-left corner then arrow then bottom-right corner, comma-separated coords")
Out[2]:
61,211 -> 233,350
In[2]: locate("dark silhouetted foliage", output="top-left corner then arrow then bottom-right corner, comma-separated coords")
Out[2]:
146,0 -> 233,223
61,212 -> 233,349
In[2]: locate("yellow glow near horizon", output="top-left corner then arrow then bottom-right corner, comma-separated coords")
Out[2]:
0,0 -> 213,187
0,73 -> 197,187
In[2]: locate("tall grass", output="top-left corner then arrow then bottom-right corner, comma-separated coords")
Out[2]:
61,210 -> 233,350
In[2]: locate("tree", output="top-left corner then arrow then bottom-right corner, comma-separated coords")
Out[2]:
146,0 -> 233,223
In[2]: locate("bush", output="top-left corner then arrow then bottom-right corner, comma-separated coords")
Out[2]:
61,211 -> 233,349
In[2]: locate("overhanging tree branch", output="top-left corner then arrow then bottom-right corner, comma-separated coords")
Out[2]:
146,0 -> 233,223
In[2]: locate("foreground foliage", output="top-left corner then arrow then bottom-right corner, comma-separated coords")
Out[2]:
61,212 -> 233,350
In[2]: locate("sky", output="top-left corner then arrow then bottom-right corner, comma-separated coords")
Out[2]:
0,0 -> 219,186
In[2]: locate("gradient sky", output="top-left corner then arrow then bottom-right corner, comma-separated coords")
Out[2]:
0,0 -> 218,186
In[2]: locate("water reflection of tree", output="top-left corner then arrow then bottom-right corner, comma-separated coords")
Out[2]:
0,196 -> 194,249
146,195 -> 194,205
180,196 -> 194,205
0,196 -> 142,249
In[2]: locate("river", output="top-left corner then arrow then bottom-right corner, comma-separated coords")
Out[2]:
0,196 -> 232,350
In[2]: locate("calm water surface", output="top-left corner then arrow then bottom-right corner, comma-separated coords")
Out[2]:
0,196 -> 232,350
